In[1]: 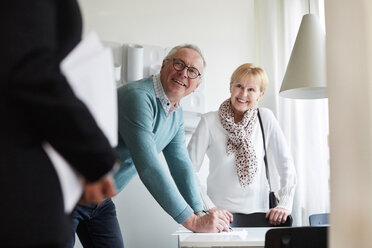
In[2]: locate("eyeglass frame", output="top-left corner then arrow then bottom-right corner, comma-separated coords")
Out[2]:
168,58 -> 202,79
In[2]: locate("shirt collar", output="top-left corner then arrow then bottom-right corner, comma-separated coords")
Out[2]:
152,74 -> 180,116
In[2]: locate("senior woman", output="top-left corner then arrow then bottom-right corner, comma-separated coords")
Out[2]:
187,63 -> 296,225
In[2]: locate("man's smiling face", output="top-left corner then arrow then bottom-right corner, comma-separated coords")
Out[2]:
160,48 -> 203,105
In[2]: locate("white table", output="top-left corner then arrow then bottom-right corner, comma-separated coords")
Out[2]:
176,227 -> 271,248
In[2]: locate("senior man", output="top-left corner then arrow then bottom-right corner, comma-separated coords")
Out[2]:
68,44 -> 232,248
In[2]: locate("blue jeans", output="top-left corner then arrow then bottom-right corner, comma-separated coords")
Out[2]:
66,198 -> 124,248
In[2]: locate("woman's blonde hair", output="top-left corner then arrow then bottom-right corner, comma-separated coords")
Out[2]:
230,63 -> 268,92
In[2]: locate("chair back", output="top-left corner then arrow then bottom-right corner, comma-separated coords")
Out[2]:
231,212 -> 292,227
309,213 -> 330,226
264,226 -> 328,248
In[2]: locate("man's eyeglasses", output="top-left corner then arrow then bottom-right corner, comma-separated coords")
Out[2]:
172,58 -> 201,79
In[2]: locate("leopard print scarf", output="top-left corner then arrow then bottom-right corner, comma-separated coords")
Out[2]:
218,99 -> 258,187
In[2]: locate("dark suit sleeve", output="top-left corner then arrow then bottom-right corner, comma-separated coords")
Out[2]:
0,0 -> 116,181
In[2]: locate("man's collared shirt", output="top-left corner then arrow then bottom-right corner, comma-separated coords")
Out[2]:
152,74 -> 180,117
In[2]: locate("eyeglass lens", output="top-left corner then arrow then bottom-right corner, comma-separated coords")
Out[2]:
172,58 -> 200,79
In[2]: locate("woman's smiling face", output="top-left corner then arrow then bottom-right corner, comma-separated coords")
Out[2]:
230,74 -> 264,118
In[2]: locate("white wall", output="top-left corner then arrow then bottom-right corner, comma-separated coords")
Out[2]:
75,1 -> 257,248
78,0 -> 256,112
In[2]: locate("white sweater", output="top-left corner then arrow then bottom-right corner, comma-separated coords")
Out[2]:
187,108 -> 297,214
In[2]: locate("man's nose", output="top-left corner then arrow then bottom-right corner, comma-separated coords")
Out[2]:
178,67 -> 188,78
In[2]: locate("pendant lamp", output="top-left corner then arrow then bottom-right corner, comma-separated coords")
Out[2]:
280,12 -> 327,99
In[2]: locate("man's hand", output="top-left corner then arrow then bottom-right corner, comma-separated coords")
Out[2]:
182,210 -> 232,233
207,207 -> 233,224
79,175 -> 116,205
265,207 -> 289,225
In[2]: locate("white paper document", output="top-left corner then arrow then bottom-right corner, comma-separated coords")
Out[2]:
173,228 -> 249,237
44,32 -> 118,213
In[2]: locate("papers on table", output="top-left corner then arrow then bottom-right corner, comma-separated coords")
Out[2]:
174,227 -> 270,247
172,227 -> 250,238
44,32 -> 118,213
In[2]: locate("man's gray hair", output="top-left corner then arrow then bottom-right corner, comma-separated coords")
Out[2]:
164,44 -> 206,68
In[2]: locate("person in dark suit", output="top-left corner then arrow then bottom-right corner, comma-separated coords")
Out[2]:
0,1 -> 118,247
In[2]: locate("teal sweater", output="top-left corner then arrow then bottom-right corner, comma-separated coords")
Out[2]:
114,76 -> 203,224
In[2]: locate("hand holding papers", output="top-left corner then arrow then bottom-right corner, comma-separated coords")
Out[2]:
44,32 -> 118,213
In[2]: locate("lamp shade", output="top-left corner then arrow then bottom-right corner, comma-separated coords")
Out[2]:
280,14 -> 327,99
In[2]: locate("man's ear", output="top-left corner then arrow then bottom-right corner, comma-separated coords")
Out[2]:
196,81 -> 201,90
159,60 -> 167,75
161,59 -> 170,69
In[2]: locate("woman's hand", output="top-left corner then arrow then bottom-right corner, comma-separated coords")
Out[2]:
265,207 -> 289,225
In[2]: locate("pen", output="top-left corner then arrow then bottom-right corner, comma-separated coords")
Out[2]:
203,210 -> 233,232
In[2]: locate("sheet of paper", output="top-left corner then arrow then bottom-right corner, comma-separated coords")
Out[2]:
172,227 -> 249,237
44,32 -> 118,213
43,143 -> 84,213
60,32 -> 118,147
